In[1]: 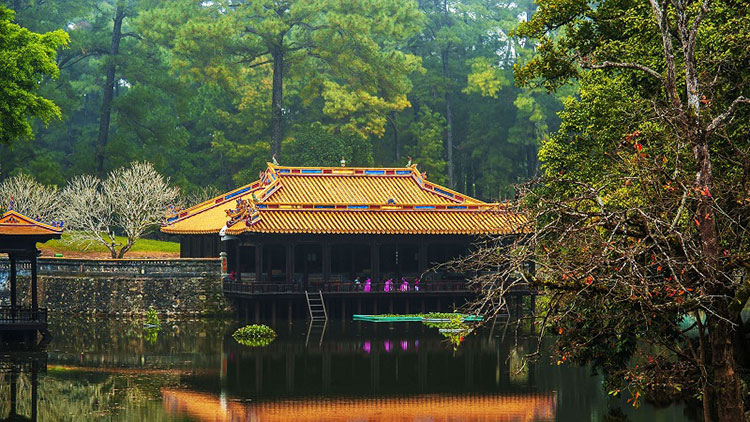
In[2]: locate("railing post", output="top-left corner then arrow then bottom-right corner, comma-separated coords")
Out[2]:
9,254 -> 16,319
31,251 -> 38,311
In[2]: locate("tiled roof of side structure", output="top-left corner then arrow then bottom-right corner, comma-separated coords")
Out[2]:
0,210 -> 64,236
161,163 -> 528,236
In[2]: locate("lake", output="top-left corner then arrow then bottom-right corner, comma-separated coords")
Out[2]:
0,317 -> 697,421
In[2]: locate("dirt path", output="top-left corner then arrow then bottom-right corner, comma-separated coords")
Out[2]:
38,248 -> 179,259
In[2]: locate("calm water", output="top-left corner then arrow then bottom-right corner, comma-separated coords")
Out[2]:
0,317 -> 697,421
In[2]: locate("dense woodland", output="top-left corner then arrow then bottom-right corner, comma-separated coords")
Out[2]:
0,0 -> 566,202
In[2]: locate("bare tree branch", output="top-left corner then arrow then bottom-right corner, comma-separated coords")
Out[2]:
706,96 -> 750,135
583,60 -> 665,83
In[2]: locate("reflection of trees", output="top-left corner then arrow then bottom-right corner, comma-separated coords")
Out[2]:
0,371 -> 181,422
47,316 -> 231,369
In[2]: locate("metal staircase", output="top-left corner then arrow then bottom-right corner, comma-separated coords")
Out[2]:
305,290 -> 328,321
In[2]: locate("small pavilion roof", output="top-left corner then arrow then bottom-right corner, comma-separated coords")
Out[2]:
161,163 -> 528,236
0,210 -> 63,237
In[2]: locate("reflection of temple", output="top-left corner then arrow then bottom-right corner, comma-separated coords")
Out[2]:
211,322 -> 541,400
0,351 -> 46,422
162,389 -> 556,422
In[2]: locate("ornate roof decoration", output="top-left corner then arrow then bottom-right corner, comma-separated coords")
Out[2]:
161,162 -> 528,236
0,209 -> 64,236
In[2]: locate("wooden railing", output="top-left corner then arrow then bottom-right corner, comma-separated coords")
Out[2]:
0,307 -> 47,325
0,257 -> 219,278
223,280 -> 531,295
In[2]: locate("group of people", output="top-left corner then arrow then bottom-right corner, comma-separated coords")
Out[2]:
352,277 -> 420,292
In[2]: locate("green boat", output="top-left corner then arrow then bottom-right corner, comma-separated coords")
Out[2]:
352,314 -> 484,323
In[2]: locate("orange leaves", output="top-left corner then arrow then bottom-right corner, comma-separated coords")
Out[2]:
693,185 -> 712,198
625,130 -> 641,142
585,275 -> 594,285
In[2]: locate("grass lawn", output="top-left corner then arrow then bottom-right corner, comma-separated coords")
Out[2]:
41,232 -> 179,257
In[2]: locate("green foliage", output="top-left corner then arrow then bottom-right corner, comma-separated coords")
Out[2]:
282,124 -> 374,167
232,324 -> 277,348
0,0 -> 565,203
0,6 -> 69,143
463,57 -> 509,98
406,107 -> 448,184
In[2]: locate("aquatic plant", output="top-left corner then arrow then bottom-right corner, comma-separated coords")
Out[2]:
232,324 -> 277,347
145,306 -> 160,327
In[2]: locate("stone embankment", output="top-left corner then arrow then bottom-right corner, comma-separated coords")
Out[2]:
0,258 -> 230,316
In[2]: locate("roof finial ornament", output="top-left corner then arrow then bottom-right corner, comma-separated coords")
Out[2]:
340,156 -> 346,167
272,154 -> 279,166
406,156 -> 412,167
8,196 -> 15,211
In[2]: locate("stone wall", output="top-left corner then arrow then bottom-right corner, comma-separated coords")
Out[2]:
0,258 -> 231,316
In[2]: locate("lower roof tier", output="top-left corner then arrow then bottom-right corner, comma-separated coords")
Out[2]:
163,207 -> 527,236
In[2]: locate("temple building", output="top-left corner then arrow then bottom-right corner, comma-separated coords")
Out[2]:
162,163 -> 526,295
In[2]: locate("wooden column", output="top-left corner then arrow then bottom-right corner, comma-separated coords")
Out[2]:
418,242 -> 428,275
371,241 -> 380,283
322,240 -> 331,284
285,244 -> 294,284
9,253 -> 17,312
255,243 -> 263,282
31,250 -> 38,311
266,245 -> 272,282
234,240 -> 242,282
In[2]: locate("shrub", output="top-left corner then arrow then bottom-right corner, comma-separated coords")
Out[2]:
232,324 -> 277,347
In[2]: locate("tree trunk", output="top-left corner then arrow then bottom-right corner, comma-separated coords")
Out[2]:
271,46 -> 284,157
388,113 -> 400,163
709,313 -> 744,422
441,48 -> 454,188
693,135 -> 744,422
95,6 -> 125,177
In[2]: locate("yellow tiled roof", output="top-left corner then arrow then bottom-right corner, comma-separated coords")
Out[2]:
161,163 -> 527,236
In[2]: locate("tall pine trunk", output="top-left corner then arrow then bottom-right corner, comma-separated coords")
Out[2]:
95,6 -> 124,177
441,48 -> 454,188
271,46 -> 284,158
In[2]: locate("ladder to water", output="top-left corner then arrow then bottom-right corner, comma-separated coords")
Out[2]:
305,290 -> 328,321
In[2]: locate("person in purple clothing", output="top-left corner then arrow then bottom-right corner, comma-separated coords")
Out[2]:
364,278 -> 371,292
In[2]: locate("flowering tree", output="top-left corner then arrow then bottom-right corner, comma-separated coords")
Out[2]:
0,173 -> 60,222
61,162 -> 179,258
457,1 -> 750,421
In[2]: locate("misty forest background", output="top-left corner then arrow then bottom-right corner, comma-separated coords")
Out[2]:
0,0 -> 570,203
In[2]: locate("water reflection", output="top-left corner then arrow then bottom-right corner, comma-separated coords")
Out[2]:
0,350 -> 44,422
162,389 -> 556,422
0,317 -> 696,422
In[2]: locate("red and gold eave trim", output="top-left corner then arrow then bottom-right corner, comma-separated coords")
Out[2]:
0,210 -> 64,236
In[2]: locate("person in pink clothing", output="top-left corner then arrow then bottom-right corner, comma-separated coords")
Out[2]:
364,278 -> 371,292
384,278 -> 393,292
400,277 -> 409,292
